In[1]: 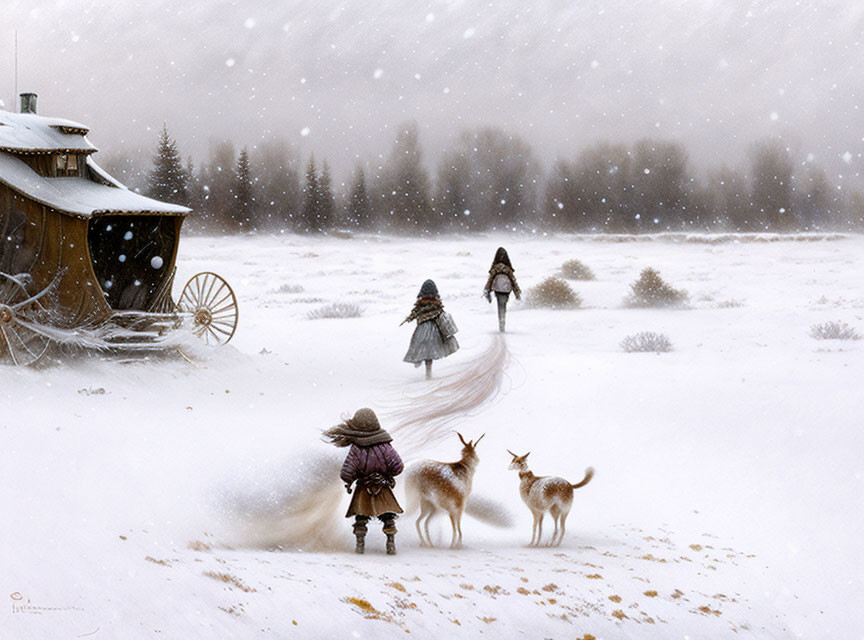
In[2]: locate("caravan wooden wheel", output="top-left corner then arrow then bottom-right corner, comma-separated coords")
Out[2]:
178,272 -> 238,345
0,272 -> 51,366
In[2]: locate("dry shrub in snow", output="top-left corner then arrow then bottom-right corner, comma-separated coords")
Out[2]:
809,321 -> 860,341
625,268 -> 688,308
559,259 -> 595,281
620,332 -> 673,353
717,299 -> 744,309
273,283 -> 304,294
526,277 -> 582,309
307,303 -> 363,319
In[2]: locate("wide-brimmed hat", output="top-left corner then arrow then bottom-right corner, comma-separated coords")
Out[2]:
322,408 -> 393,447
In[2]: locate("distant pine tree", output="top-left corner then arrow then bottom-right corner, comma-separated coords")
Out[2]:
147,123 -> 188,205
379,122 -> 432,232
317,162 -> 335,232
235,147 -> 256,230
255,138 -> 302,231
183,156 -> 211,231
205,140 -> 237,232
749,140 -> 796,231
301,155 -> 320,233
349,166 -> 371,228
435,151 -> 470,231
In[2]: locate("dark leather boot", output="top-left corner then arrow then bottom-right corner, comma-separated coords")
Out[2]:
381,513 -> 397,555
353,516 -> 369,554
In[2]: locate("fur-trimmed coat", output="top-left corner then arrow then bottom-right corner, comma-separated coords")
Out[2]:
484,263 -> 521,298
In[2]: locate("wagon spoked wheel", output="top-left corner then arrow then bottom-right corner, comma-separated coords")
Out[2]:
178,272 -> 238,346
0,273 -> 51,366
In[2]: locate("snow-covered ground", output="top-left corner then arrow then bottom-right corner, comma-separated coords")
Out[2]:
3,232 -> 863,639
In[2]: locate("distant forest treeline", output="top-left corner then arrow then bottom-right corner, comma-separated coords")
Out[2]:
112,122 -> 864,234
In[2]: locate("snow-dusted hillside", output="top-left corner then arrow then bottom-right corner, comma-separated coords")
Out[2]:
2,233 -> 863,639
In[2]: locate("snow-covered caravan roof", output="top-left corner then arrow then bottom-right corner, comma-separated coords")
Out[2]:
0,152 -> 190,218
0,109 -> 97,154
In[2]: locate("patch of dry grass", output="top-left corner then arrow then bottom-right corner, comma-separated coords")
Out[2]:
307,302 -> 363,319
810,320 -> 860,340
203,571 -> 256,593
344,597 -> 396,624
621,331 -> 673,353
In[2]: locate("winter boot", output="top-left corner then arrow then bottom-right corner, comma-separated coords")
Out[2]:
353,516 -> 369,554
381,513 -> 398,555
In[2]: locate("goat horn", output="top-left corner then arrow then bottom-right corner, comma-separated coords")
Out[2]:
474,433 -> 486,446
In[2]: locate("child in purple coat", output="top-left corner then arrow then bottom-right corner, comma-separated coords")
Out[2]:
323,408 -> 404,554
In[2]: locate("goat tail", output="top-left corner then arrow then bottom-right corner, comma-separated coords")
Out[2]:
464,493 -> 514,528
572,467 -> 595,489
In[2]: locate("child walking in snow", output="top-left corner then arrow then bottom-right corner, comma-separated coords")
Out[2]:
401,279 -> 459,379
323,408 -> 404,555
482,247 -> 521,332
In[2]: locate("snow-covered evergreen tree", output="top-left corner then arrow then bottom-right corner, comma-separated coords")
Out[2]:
255,138 -> 302,232
235,148 -> 256,230
435,150 -> 470,231
318,162 -> 335,232
206,141 -> 237,231
348,166 -> 371,229
378,122 -> 432,232
147,123 -> 188,205
301,155 -> 320,233
750,140 -> 796,231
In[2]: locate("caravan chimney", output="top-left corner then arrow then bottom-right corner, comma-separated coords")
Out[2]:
19,93 -> 37,114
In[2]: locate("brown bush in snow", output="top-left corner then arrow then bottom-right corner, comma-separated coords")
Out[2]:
624,268 -> 688,308
526,277 -> 582,309
559,259 -> 595,281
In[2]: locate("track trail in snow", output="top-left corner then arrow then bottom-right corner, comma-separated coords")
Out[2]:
219,334 -> 516,551
387,332 -> 513,457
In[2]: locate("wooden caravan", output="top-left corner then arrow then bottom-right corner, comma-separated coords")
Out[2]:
0,94 -> 238,365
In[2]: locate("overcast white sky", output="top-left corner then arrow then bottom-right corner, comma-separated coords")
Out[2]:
2,0 -> 862,183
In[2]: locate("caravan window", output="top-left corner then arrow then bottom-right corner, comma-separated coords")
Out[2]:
55,154 -> 79,177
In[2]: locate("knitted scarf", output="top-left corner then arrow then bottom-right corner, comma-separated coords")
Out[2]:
403,296 -> 444,325
322,422 -> 393,447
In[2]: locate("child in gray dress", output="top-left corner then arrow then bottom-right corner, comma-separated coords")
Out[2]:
401,279 -> 459,379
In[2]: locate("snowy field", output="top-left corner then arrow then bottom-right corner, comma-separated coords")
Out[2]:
3,232 -> 863,639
